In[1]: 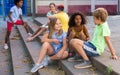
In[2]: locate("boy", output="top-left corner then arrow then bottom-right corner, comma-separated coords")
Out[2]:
69,8 -> 118,69
4,0 -> 31,49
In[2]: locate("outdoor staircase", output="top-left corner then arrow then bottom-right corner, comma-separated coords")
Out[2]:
8,17 -> 120,75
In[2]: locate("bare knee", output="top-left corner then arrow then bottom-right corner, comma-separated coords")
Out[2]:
69,39 -> 78,45
70,39 -> 83,47
23,22 -> 28,26
62,51 -> 68,59
42,42 -> 50,47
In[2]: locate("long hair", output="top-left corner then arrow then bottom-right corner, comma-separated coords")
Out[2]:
69,12 -> 87,27
48,18 -> 63,39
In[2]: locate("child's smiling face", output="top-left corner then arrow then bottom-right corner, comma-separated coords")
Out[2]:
54,19 -> 62,31
74,15 -> 82,26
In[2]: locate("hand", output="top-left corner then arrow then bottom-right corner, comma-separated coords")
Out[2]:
53,39 -> 59,44
111,55 -> 119,60
86,37 -> 90,41
56,50 -> 63,58
12,22 -> 14,27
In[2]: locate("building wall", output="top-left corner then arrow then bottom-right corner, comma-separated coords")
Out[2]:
35,0 -> 118,15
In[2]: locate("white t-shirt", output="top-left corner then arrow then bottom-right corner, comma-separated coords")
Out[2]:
7,5 -> 22,23
46,11 -> 56,17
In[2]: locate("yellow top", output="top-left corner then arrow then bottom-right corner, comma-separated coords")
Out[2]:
55,12 -> 69,32
71,25 -> 84,38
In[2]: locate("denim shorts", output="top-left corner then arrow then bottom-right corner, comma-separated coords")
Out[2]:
83,41 -> 99,57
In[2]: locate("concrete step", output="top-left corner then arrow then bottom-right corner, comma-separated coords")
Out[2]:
0,28 -> 13,75
9,27 -> 32,75
17,25 -> 65,75
91,51 -> 120,75
59,60 -> 102,75
17,25 -> 41,75
34,17 -> 49,26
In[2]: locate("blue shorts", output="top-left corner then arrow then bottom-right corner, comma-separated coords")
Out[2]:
83,42 -> 99,57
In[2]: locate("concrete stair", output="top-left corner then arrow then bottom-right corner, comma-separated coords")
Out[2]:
9,27 -> 32,75
17,23 -> 65,75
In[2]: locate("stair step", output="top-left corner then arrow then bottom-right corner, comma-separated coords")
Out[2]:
91,51 -> 120,75
0,28 -> 13,75
34,17 -> 49,26
17,25 -> 41,75
59,60 -> 102,75
17,25 -> 65,75
10,27 -> 32,75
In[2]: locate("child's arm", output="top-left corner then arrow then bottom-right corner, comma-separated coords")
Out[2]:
8,12 -> 14,26
67,28 -> 75,42
104,36 -> 119,60
56,38 -> 67,58
41,32 -> 59,44
20,15 -> 24,24
83,25 -> 90,41
47,15 -> 56,19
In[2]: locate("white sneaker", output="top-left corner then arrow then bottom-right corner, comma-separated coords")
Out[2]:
28,33 -> 32,37
26,37 -> 34,42
31,63 -> 44,73
4,44 -> 8,49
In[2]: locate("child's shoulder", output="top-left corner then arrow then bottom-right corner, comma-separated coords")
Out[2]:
11,5 -> 17,9
61,31 -> 67,37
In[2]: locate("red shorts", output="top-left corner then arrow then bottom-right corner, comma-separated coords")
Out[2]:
7,20 -> 23,32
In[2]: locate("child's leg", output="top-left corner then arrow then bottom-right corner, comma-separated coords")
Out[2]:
5,31 -> 11,44
50,51 -> 68,60
15,20 -> 29,33
68,32 -> 76,56
23,22 -> 29,33
78,32 -> 87,41
69,39 -> 89,61
5,22 -> 13,44
32,27 -> 46,39
4,22 -> 13,49
31,26 -> 42,36
37,42 -> 54,64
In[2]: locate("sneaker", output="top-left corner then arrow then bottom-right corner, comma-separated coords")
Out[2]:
31,63 -> 44,73
28,33 -> 32,37
4,44 -> 8,49
67,56 -> 83,62
74,61 -> 92,69
26,37 -> 34,42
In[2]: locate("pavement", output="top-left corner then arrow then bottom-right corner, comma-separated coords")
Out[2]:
0,18 -> 13,75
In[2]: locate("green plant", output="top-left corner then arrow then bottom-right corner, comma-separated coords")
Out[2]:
106,65 -> 113,75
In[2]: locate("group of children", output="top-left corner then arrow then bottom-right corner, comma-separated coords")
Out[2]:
4,0 -> 119,73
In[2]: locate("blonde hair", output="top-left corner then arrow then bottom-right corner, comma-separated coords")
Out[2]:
48,18 -> 63,39
93,8 -> 108,22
